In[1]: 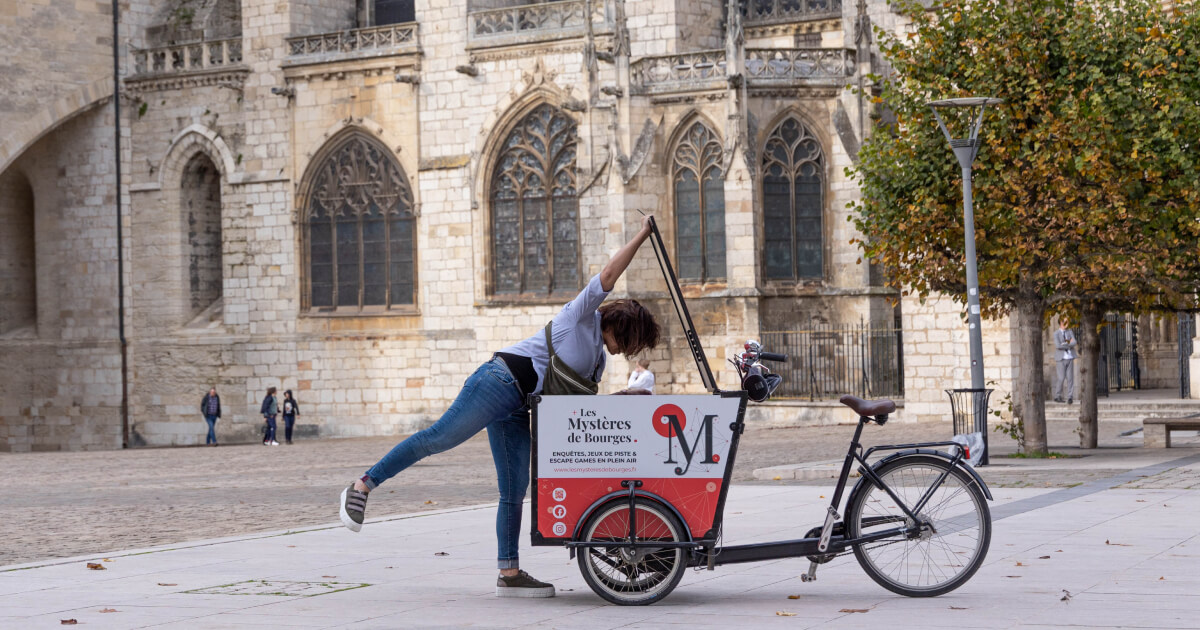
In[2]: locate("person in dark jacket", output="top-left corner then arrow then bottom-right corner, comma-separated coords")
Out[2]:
281,390 -> 300,445
200,387 -> 221,446
260,386 -> 279,446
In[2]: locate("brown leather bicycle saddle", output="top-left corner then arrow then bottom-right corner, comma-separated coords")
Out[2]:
839,395 -> 896,417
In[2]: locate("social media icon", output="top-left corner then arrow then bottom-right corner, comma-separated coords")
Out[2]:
552,487 -> 566,502
553,522 -> 567,536
551,504 -> 567,519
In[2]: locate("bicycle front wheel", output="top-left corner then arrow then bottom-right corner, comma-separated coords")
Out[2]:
846,454 -> 991,597
577,498 -> 687,606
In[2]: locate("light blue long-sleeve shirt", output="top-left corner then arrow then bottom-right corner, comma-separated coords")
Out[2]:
498,274 -> 610,395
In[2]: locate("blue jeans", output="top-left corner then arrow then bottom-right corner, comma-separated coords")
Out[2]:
363,357 -> 527,569
283,414 -> 295,442
263,416 -> 277,443
204,415 -> 218,444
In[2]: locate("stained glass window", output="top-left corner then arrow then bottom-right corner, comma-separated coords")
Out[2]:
762,115 -> 824,281
491,104 -> 580,296
672,122 -> 726,282
305,132 -> 416,311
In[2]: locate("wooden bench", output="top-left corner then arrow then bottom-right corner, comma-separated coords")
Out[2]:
1143,414 -> 1200,448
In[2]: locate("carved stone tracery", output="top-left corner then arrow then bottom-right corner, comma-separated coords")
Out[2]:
761,115 -> 824,281
490,103 -> 580,296
305,133 -> 416,311
672,122 -> 726,282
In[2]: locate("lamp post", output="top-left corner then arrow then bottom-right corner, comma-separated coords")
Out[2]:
928,97 -> 1002,391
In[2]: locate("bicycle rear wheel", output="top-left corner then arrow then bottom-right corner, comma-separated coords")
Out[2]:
846,454 -> 990,597
577,498 -> 687,605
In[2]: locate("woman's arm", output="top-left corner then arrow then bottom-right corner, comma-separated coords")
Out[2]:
599,215 -> 653,292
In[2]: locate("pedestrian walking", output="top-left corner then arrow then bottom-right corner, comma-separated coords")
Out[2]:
282,390 -> 300,445
200,387 -> 221,446
260,386 -> 280,446
627,357 -> 655,393
338,215 -> 661,599
1054,320 -> 1077,404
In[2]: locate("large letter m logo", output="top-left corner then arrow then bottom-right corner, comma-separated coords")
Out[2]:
661,412 -> 718,476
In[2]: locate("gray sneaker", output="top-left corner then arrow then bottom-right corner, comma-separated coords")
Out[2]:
496,570 -> 555,598
339,484 -> 368,532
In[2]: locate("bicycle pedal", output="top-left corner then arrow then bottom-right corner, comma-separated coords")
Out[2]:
801,561 -> 818,582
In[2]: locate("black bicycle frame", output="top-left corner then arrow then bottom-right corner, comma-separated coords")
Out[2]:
689,417 -> 970,567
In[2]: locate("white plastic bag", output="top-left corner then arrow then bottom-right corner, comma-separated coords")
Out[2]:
951,432 -> 985,467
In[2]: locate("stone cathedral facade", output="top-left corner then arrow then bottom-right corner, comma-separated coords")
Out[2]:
3,0 -> 1194,451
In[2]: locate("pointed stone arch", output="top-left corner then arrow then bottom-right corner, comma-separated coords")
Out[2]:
297,129 -> 417,312
667,113 -> 727,283
481,99 -> 581,297
758,110 -> 827,282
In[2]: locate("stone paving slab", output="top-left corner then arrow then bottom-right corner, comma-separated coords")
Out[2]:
4,478 -> 1200,629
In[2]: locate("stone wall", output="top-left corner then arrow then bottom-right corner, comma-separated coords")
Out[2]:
0,106 -> 124,451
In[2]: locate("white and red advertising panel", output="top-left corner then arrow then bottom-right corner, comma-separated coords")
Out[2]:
534,394 -> 744,541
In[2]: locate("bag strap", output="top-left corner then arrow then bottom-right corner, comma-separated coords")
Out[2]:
544,321 -> 558,359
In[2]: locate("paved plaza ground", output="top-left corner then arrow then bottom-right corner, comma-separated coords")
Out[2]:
0,415 -> 1168,566
3,413 -> 1200,628
2,453 -> 1200,629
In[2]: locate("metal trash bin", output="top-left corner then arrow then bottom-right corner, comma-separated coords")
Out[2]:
946,388 -> 993,466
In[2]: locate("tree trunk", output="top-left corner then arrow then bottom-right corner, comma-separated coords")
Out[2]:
1015,280 -> 1048,455
1077,303 -> 1101,448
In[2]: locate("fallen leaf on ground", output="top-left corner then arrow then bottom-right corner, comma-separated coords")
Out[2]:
839,608 -> 870,613
1039,555 -> 1051,559
1055,549 -> 1063,552
321,575 -> 336,578
287,545 -> 296,548
1015,561 -> 1026,566
1136,499 -> 1147,503
1159,576 -> 1166,580
385,566 -> 394,569
60,620 -> 77,626
787,595 -> 802,599
949,606 -> 967,610
86,563 -> 105,570
1061,590 -> 1072,602
434,552 -> 449,556
775,611 -> 797,616
157,583 -> 177,586
102,558 -> 113,562
100,608 -> 118,613
1105,540 -> 1132,546
424,500 -> 437,505
773,476 -> 781,481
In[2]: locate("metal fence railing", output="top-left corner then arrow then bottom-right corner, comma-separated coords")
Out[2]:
759,324 -> 904,401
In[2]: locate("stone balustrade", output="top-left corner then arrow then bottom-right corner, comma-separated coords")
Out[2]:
468,0 -> 610,46
630,50 -> 729,94
631,48 -> 853,94
742,0 -> 843,26
131,38 -> 243,76
285,22 -> 419,59
744,48 -> 854,83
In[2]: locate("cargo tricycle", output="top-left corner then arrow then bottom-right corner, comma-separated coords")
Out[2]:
529,219 -> 993,605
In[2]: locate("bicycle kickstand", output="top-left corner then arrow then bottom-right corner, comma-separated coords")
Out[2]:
801,561 -> 818,583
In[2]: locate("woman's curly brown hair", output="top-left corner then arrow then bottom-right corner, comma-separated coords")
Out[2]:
598,299 -> 660,356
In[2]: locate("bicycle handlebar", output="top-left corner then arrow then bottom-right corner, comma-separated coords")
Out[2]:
757,351 -> 788,363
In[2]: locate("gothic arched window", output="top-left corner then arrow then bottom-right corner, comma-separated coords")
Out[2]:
181,153 -> 223,317
761,115 -> 824,281
490,103 -> 580,296
672,121 -> 725,282
304,132 -> 416,312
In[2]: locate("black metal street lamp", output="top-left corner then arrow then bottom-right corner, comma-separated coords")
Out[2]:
928,97 -> 1002,390
929,97 -> 1002,465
